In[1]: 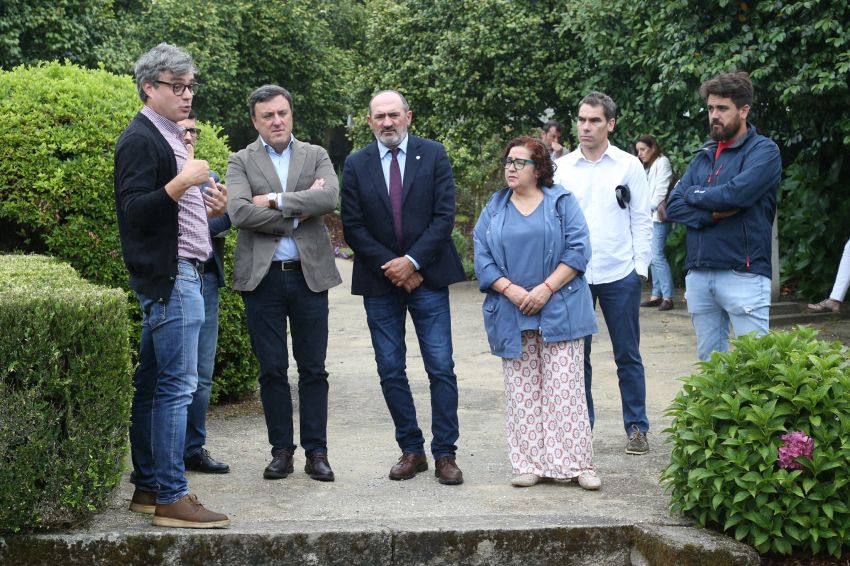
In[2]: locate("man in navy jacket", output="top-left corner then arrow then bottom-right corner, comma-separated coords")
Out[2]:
341,90 -> 466,485
666,71 -> 781,360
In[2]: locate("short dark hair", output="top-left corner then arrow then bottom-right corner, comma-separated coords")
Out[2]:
634,134 -> 663,167
248,84 -> 293,117
542,120 -> 564,134
186,109 -> 196,120
579,91 -> 617,121
699,71 -> 753,109
504,136 -> 555,188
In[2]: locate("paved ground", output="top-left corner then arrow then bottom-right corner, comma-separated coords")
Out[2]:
34,259 -> 845,564
86,259 -> 698,534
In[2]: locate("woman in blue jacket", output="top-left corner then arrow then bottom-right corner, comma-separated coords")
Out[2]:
473,136 -> 600,490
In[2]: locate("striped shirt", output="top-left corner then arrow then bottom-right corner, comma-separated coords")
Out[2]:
140,106 -> 211,261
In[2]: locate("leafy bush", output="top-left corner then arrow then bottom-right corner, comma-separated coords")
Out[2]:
0,255 -> 133,532
0,61 -> 257,403
661,328 -> 850,557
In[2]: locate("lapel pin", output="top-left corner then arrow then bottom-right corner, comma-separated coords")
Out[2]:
416,155 -> 421,160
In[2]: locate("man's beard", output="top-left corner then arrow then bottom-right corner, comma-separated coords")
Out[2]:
710,116 -> 742,142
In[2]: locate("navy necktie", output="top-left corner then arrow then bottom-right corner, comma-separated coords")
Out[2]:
389,147 -> 403,247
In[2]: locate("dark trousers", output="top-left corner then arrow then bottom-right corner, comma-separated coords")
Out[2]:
584,270 -> 649,434
242,268 -> 329,455
363,285 -> 459,459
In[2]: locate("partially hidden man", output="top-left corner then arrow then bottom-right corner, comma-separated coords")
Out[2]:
227,85 -> 342,482
341,90 -> 466,485
114,43 -> 229,528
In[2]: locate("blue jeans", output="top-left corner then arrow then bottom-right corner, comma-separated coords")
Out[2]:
685,269 -> 771,361
363,285 -> 459,459
130,259 -> 204,504
650,221 -> 675,299
584,270 -> 649,435
184,268 -> 220,459
242,268 -> 329,455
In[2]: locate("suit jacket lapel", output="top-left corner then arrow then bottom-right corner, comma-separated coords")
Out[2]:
365,142 -> 393,215
401,135 -> 421,205
287,140 -> 306,192
249,137 -> 284,193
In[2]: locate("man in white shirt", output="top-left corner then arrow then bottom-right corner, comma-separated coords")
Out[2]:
553,91 -> 653,455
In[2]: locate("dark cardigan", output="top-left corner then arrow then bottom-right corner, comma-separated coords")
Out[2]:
113,112 -> 181,301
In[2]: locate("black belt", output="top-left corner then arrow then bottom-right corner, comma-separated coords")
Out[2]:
180,257 -> 216,274
270,260 -> 302,271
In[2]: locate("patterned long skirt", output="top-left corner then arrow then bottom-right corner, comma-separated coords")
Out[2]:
501,330 -> 595,478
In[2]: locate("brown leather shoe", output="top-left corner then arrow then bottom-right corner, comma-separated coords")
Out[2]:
434,457 -> 464,485
658,299 -> 674,311
389,452 -> 428,480
264,448 -> 294,479
152,493 -> 230,528
129,488 -> 157,514
304,450 -> 335,482
640,297 -> 662,307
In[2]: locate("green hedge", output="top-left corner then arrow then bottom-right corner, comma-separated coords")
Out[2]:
0,254 -> 133,532
662,328 -> 850,557
0,60 -> 257,402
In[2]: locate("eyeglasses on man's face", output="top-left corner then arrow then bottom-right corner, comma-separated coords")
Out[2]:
153,80 -> 201,96
184,127 -> 201,138
500,157 -> 536,170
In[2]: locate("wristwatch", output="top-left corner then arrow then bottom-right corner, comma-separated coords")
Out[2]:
267,193 -> 277,209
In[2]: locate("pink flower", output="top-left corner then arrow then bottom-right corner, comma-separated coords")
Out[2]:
777,431 -> 813,470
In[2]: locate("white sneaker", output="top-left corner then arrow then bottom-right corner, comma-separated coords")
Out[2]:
577,471 -> 601,491
510,473 -> 540,487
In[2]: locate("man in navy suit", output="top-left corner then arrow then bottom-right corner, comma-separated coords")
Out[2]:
341,90 -> 466,485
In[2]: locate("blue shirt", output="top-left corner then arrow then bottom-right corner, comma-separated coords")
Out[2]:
261,136 -> 300,261
375,135 -> 419,268
503,202 -> 546,331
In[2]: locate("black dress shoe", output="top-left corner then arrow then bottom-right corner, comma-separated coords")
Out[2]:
264,449 -> 294,479
640,297 -> 662,307
304,450 -> 335,482
184,448 -> 230,474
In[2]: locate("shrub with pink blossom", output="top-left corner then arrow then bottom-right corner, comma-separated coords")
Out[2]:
661,328 -> 850,557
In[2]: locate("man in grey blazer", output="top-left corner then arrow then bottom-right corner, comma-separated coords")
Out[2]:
227,84 -> 342,482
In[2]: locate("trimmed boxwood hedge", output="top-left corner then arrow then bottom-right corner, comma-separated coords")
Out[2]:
0,60 -> 257,402
0,254 -> 133,532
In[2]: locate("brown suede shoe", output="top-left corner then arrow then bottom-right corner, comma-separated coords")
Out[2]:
434,457 -> 464,485
152,494 -> 230,528
129,488 -> 157,514
658,299 -> 674,311
389,452 -> 428,480
640,297 -> 662,307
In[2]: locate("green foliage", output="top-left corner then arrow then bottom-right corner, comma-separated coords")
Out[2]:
778,161 -> 850,298
94,0 -> 363,150
0,255 -> 133,532
661,328 -> 850,557
0,0 -> 125,69
0,61 -> 256,403
351,0 -> 563,215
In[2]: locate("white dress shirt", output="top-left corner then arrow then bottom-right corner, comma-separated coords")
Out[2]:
553,142 -> 653,284
375,134 -> 420,269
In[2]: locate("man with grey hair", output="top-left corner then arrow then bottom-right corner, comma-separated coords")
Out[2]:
553,91 -> 653,455
341,90 -> 466,485
114,42 -> 229,527
227,85 -> 341,482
